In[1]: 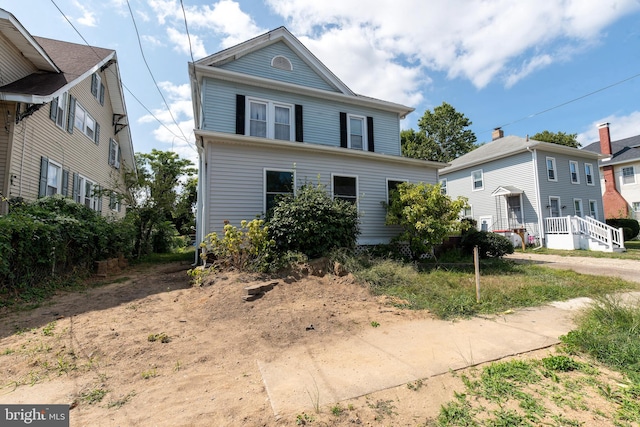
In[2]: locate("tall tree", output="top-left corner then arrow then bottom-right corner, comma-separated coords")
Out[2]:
531,130 -> 580,148
402,102 -> 477,162
125,149 -> 197,256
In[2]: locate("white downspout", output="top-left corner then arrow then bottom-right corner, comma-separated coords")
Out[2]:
527,146 -> 544,249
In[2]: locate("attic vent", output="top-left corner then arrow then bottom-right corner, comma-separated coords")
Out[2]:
271,55 -> 293,71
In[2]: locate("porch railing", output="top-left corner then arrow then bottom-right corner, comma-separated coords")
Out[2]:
544,215 -> 625,251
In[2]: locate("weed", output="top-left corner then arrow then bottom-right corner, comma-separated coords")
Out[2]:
347,403 -> 354,411
436,394 -> 477,426
147,333 -> 171,343
2,348 -> 15,355
487,409 -> 528,426
370,321 -> 380,328
42,321 -> 56,336
107,391 -> 136,408
367,399 -> 397,420
542,355 -> 583,372
407,379 -> 424,391
295,412 -> 315,425
305,375 -> 321,414
174,360 -> 182,372
330,404 -> 343,416
141,368 -> 157,379
80,388 -> 108,405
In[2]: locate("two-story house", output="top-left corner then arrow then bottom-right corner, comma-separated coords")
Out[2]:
0,9 -> 134,216
582,123 -> 640,221
189,27 -> 445,248
439,129 -> 623,251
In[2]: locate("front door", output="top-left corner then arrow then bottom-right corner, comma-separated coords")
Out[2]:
506,195 -> 523,227
549,197 -> 561,217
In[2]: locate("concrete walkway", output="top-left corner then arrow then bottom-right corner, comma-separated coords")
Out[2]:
257,253 -> 640,417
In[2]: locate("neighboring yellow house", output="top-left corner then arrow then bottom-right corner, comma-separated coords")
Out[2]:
0,8 -> 135,216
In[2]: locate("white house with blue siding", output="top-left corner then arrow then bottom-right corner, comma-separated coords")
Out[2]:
188,27 -> 445,250
440,130 -> 625,252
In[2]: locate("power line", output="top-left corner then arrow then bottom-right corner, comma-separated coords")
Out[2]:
486,70 -> 640,135
125,0 -> 195,150
49,0 -> 195,150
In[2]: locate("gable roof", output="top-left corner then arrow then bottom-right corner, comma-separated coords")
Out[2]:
582,134 -> 640,167
0,9 -> 58,72
440,135 -> 603,175
195,26 -> 354,96
189,26 -> 414,127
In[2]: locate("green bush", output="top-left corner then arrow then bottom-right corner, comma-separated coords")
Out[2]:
267,183 -> 360,259
200,219 -> 278,272
0,195 -> 133,301
460,230 -> 514,259
606,218 -> 639,240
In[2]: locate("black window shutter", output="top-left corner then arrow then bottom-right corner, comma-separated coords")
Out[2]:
67,96 -> 76,134
99,83 -> 105,105
97,186 -> 103,213
339,112 -> 347,148
50,97 -> 58,122
236,94 -> 245,135
94,122 -> 100,144
367,116 -> 375,152
72,172 -> 79,201
62,169 -> 69,197
39,157 -> 49,197
295,104 -> 303,142
91,74 -> 98,97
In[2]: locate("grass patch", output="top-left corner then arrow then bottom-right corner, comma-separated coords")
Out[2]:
348,256 -> 637,319
134,249 -> 194,265
561,296 -> 640,383
521,244 -> 640,260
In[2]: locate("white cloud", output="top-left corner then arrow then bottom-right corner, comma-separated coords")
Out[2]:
166,27 -> 207,58
267,0 -> 640,90
577,112 -> 640,145
147,0 -> 265,55
72,0 -> 97,27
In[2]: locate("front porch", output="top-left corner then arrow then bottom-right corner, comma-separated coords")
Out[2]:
544,216 -> 626,253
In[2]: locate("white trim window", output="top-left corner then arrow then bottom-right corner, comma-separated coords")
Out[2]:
74,101 -> 99,143
109,139 -> 121,169
471,169 -> 484,191
91,73 -> 105,105
622,166 -> 636,185
584,163 -> 594,186
632,202 -> 640,212
546,157 -> 557,181
569,160 -> 580,184
462,205 -> 472,218
386,179 -> 406,204
348,115 -> 366,150
109,192 -> 121,212
46,160 -> 62,196
247,98 -> 293,141
332,174 -> 358,205
549,196 -> 561,217
589,200 -> 598,219
76,175 -> 99,211
439,178 -> 447,195
573,199 -> 583,217
55,92 -> 68,129
264,169 -> 294,211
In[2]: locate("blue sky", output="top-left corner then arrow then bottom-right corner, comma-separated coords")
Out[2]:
3,0 -> 640,165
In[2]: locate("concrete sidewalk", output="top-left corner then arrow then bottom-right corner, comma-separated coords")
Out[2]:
257,300 -> 587,417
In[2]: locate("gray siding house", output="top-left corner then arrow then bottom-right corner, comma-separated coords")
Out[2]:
439,130 -> 616,249
189,27 -> 445,247
0,8 -> 135,216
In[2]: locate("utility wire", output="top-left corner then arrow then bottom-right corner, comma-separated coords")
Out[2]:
49,0 -> 195,150
485,70 -> 640,135
125,0 -> 195,150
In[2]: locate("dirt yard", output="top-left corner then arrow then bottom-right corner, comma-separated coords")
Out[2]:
0,260 -> 633,426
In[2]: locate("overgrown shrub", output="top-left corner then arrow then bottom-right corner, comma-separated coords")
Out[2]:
267,183 -> 360,259
0,196 -> 134,300
200,219 -> 278,272
460,230 -> 514,259
606,218 -> 639,240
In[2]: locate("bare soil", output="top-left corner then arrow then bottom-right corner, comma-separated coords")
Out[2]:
0,260 -> 634,426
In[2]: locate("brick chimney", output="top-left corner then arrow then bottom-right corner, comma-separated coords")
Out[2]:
492,127 -> 504,141
598,123 -> 629,218
598,122 -> 612,155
